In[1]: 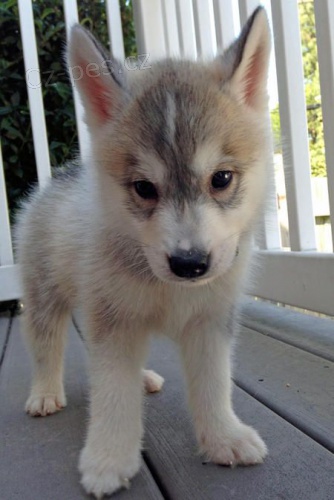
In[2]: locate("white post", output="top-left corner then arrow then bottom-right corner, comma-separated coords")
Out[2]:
0,143 -> 14,266
132,0 -> 167,59
239,0 -> 281,250
175,0 -> 197,59
270,0 -> 316,251
105,0 -> 125,60
192,0 -> 217,58
161,0 -> 180,57
314,0 -> 334,251
238,0 -> 260,24
63,0 -> 91,160
213,0 -> 236,51
17,0 -> 51,187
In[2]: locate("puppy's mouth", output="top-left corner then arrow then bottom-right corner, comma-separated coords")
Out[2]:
160,272 -> 216,287
163,243 -> 239,285
142,242 -> 239,286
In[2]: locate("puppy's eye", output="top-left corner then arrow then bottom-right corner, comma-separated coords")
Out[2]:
211,171 -> 233,190
134,180 -> 158,200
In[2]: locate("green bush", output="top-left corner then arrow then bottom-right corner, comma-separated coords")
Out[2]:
0,0 -> 136,219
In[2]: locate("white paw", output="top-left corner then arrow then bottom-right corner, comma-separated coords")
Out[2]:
143,369 -> 164,393
25,390 -> 66,417
79,447 -> 141,499
200,421 -> 267,466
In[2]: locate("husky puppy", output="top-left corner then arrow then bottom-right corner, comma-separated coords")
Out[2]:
16,6 -> 272,498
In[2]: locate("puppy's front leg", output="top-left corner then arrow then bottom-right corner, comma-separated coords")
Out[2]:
79,316 -> 148,498
180,317 -> 267,466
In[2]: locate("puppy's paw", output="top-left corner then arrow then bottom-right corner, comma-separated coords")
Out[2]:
79,447 -> 141,499
201,421 -> 267,466
143,369 -> 164,393
25,389 -> 66,417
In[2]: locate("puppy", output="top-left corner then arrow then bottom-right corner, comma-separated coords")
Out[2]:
16,7 -> 271,498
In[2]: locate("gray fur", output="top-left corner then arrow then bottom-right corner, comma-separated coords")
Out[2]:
16,8 -> 272,497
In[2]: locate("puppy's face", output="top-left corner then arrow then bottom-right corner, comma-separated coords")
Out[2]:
69,8 -> 271,285
102,77 -> 268,285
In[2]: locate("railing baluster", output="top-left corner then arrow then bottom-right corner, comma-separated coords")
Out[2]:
161,0 -> 180,57
213,0 -> 236,51
17,0 -> 51,187
270,0 -> 316,251
105,0 -> 125,61
0,143 -> 13,266
133,0 -> 166,58
238,0 -> 259,24
175,0 -> 197,59
192,0 -> 217,57
63,0 -> 91,160
314,0 -> 334,251
239,1 -> 281,250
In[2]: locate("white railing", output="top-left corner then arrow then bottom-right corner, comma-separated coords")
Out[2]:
1,0 -> 334,316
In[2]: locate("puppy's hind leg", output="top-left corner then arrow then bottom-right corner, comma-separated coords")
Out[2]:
23,298 -> 70,417
143,369 -> 164,393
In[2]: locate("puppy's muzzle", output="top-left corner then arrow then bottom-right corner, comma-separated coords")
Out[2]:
168,249 -> 210,279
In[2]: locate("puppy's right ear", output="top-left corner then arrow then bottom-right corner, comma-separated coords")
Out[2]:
67,25 -> 127,128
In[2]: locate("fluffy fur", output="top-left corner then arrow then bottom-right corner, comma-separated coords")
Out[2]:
16,7 -> 272,498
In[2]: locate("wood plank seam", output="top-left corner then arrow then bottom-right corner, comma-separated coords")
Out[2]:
233,379 -> 334,454
71,314 -> 85,343
142,450 -> 171,500
240,320 -> 334,364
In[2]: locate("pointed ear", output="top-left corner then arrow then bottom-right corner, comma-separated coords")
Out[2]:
216,7 -> 271,111
67,25 -> 127,128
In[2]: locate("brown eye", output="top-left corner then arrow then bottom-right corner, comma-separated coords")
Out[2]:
211,171 -> 233,190
134,180 -> 158,200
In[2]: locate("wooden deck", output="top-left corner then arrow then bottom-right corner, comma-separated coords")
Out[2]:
1,299 -> 333,499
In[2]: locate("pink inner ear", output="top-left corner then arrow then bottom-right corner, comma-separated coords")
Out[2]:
78,58 -> 111,123
243,48 -> 264,107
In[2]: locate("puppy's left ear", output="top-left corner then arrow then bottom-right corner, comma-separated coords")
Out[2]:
216,6 -> 271,111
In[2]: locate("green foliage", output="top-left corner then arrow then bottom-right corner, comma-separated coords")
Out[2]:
270,0 -> 326,177
1,0 -> 136,217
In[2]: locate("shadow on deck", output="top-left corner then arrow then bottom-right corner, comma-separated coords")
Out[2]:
1,299 -> 333,499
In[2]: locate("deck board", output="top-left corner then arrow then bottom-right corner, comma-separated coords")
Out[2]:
235,325 -> 334,452
1,304 -> 334,499
0,317 -> 162,500
242,299 -> 334,362
144,337 -> 334,500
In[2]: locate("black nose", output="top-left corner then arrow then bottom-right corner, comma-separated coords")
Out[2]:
168,249 -> 209,279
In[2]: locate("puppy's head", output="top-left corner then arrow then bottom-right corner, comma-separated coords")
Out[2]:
68,7 -> 271,285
